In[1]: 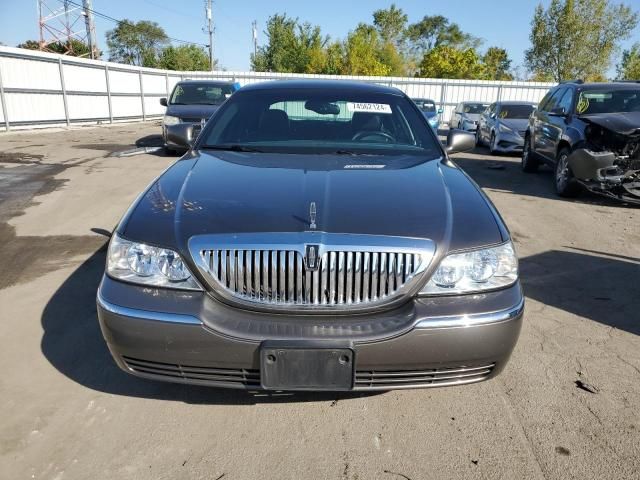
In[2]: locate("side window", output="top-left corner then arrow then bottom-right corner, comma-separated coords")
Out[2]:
538,91 -> 554,111
557,88 -> 574,113
543,88 -> 566,112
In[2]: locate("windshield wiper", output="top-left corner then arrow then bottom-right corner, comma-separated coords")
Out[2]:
333,150 -> 376,156
200,144 -> 264,152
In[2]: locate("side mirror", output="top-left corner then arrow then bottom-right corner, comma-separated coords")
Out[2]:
549,106 -> 566,117
445,129 -> 476,154
160,97 -> 168,107
437,108 -> 444,114
166,124 -> 196,149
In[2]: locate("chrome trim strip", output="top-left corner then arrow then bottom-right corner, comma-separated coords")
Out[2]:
416,297 -> 524,329
97,293 -> 201,325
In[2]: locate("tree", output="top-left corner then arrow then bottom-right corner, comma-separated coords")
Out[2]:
158,45 -> 213,71
406,16 -> 481,55
525,0 -> 639,82
342,24 -> 391,76
251,14 -> 328,73
617,43 -> 640,79
18,39 -> 94,57
373,4 -> 408,46
417,46 -> 487,79
106,20 -> 168,67
483,47 -> 513,80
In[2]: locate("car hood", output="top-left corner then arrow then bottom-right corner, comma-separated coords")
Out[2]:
165,104 -> 221,119
462,113 -> 482,122
423,111 -> 438,119
579,112 -> 640,136
121,151 -> 506,257
499,118 -> 528,131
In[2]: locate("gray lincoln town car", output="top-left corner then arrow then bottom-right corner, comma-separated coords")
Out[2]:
97,80 -> 523,391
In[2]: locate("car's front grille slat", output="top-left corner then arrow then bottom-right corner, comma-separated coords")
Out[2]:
354,364 -> 496,389
199,243 -> 426,311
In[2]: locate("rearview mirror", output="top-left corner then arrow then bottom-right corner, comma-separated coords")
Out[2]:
445,129 -> 476,154
166,124 -> 196,149
160,97 -> 168,107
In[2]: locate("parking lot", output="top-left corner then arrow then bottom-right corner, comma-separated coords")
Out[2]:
0,121 -> 639,479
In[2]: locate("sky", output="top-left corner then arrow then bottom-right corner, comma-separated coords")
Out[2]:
1,0 -> 639,76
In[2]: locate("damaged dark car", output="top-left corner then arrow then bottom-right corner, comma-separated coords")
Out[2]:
522,81 -> 640,204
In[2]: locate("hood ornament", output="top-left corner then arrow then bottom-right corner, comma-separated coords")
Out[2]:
309,202 -> 317,230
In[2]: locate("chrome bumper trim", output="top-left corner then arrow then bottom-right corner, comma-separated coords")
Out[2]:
415,297 -> 524,329
97,292 -> 201,325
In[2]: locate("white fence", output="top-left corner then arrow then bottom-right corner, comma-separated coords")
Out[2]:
0,46 -> 555,131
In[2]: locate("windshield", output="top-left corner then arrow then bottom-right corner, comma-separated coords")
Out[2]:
498,104 -> 535,119
170,83 -> 235,105
412,99 -> 436,113
464,103 -> 488,114
576,89 -> 640,115
199,89 -> 441,157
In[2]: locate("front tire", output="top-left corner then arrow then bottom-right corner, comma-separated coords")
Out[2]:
489,132 -> 498,155
555,147 -> 581,197
521,135 -> 539,172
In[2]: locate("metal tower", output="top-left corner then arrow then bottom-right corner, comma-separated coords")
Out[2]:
38,0 -> 98,59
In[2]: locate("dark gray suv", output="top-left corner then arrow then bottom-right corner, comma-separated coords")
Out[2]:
97,81 -> 523,391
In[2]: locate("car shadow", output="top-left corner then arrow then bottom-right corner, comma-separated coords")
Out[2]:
452,147 -> 640,208
40,240 -> 640,401
520,249 -> 640,335
39,245 -> 381,404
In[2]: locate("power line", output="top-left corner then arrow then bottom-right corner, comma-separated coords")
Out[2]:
59,0 -> 209,47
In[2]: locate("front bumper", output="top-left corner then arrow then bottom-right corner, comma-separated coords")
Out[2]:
493,131 -> 525,153
97,276 -> 523,391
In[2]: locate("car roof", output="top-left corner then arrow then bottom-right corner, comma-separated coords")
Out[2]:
176,80 -> 237,85
462,101 -> 489,104
238,79 -> 404,95
495,101 -> 537,106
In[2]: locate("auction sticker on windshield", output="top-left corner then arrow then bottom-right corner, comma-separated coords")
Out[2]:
347,102 -> 392,114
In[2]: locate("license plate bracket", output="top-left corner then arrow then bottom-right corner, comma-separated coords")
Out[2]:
260,342 -> 354,391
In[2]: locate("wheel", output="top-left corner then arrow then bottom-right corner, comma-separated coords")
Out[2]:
475,128 -> 483,147
489,132 -> 498,155
521,134 -> 539,172
555,147 -> 581,197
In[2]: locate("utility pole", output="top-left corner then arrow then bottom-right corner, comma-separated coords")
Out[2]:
206,0 -> 214,71
82,0 -> 98,59
252,20 -> 257,59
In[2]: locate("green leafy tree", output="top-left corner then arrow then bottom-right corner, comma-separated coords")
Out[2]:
525,0 -> 639,82
483,47 -> 514,80
406,16 -> 481,55
18,39 -> 94,57
342,24 -> 391,76
373,4 -> 408,46
417,46 -> 487,79
158,45 -> 213,71
617,43 -> 640,79
251,14 -> 328,73
106,20 -> 169,67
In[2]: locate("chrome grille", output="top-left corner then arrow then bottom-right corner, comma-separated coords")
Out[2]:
201,249 -> 420,307
190,233 -> 435,312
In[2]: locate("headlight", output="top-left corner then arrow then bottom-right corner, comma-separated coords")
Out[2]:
498,123 -> 514,134
429,117 -> 438,126
419,242 -> 518,295
163,115 -> 180,126
107,233 -> 201,290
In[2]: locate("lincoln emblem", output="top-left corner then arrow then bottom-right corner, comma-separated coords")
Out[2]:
305,245 -> 319,270
309,201 -> 317,230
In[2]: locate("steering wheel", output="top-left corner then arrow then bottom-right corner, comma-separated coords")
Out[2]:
351,131 -> 396,143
